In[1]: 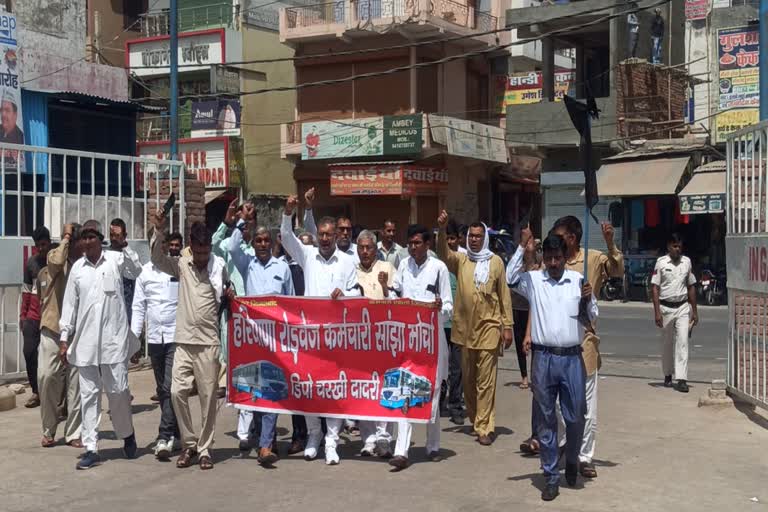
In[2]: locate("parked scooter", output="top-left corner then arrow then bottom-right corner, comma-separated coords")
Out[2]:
600,276 -> 625,302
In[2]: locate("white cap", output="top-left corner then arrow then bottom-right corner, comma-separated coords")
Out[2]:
2,88 -> 18,107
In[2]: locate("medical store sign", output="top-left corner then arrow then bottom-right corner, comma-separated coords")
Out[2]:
137,137 -> 233,190
127,29 -> 225,77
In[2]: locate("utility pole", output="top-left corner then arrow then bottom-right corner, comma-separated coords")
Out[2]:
170,0 -> 179,159
761,0 -> 768,120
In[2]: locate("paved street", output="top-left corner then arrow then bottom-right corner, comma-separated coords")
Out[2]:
2,302 -> 767,512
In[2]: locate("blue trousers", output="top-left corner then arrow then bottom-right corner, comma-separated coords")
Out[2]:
531,350 -> 587,486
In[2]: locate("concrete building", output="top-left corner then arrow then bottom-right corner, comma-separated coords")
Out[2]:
276,0 -> 519,236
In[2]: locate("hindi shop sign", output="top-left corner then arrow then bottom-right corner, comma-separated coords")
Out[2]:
725,236 -> 768,294
301,115 -> 423,160
329,164 -> 448,196
127,29 -> 225,77
0,12 -> 23,171
137,137 -> 233,190
685,0 -> 710,21
227,296 -> 440,422
716,26 -> 759,142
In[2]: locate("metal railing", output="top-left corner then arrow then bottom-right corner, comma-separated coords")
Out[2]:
726,121 -> 768,410
429,0 -> 468,27
356,0 -> 416,20
0,143 -> 186,379
285,1 -> 346,28
474,9 -> 497,31
140,3 -> 235,37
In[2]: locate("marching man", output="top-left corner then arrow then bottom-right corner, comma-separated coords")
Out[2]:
651,233 -> 698,393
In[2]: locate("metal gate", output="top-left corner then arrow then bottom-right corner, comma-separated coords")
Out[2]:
0,142 -> 185,380
725,122 -> 768,409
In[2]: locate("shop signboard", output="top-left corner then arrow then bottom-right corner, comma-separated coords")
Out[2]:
685,0 -> 710,21
442,117 -> 508,163
191,99 -> 241,137
210,65 -> 240,94
725,237 -> 768,294
301,115 -> 422,160
137,137 -> 234,190
494,71 -> 575,113
329,164 -> 447,196
716,26 -> 759,142
679,193 -> 724,214
0,12 -> 23,170
127,29 -> 225,77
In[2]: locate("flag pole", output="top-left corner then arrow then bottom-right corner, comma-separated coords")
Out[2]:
583,115 -> 591,282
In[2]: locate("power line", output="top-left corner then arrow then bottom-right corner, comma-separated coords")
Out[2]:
134,0 -> 672,102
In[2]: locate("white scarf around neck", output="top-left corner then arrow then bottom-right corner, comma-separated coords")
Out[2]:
467,223 -> 494,287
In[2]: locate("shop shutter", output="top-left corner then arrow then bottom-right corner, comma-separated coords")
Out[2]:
542,185 -> 623,250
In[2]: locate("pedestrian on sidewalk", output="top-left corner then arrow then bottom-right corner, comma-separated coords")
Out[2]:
21,226 -> 51,408
228,211 -> 294,466
508,233 -> 597,502
436,211 -> 513,447
440,220 -> 464,426
151,215 -> 230,471
59,220 -> 142,470
280,194 -> 360,466
389,224 -> 453,471
131,232 -> 183,460
651,232 -> 698,393
355,230 -> 396,458
37,223 -> 83,448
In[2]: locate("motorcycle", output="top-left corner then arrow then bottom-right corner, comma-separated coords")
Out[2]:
600,276 -> 625,302
699,269 -> 727,306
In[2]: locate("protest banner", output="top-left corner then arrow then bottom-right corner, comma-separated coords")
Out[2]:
227,296 -> 440,423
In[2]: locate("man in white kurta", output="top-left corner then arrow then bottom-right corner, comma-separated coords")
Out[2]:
389,224 -> 452,471
59,220 -> 142,469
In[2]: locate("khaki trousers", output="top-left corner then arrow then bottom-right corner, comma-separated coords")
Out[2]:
38,328 -> 81,442
171,344 -> 221,458
461,347 -> 499,437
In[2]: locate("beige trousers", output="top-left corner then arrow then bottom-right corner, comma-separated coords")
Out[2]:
462,347 -> 499,437
38,328 -> 81,442
171,344 -> 221,458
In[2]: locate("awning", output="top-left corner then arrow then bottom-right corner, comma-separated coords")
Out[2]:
596,157 -> 691,196
678,167 -> 726,214
205,190 -> 228,204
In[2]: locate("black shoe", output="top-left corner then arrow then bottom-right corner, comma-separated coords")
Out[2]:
449,413 -> 464,426
238,440 -> 251,457
675,380 -> 689,393
388,455 -> 409,471
541,484 -> 560,501
76,451 -> 101,470
565,462 -> 578,487
440,407 -> 451,418
664,375 -> 673,388
123,434 -> 137,459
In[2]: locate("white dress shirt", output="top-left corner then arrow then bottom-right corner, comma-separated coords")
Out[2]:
130,262 -> 178,344
281,214 -> 360,298
60,247 -> 143,366
651,254 -> 697,302
392,255 -> 454,324
510,265 -> 598,348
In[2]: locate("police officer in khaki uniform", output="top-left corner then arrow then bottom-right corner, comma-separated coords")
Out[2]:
651,233 -> 698,393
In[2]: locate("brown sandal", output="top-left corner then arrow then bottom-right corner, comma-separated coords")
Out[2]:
580,462 -> 597,478
199,455 -> 214,470
176,448 -> 197,468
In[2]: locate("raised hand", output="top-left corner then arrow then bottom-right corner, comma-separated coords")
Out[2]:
601,222 -> 615,247
224,198 -> 239,226
285,195 -> 299,216
437,210 -> 449,229
304,187 -> 316,209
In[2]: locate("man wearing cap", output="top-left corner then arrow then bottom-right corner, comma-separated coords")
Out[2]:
59,220 -> 143,469
0,90 -> 23,144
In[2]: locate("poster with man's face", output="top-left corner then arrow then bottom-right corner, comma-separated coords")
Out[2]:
0,12 -> 23,146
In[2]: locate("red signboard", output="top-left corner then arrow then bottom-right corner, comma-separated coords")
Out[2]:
685,0 -> 710,21
329,164 -> 448,196
227,296 -> 440,423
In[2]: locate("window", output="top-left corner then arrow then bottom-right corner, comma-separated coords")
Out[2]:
124,0 -> 149,31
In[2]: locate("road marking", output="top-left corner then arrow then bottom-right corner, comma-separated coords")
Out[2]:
646,354 -> 661,358
694,345 -> 703,348
716,357 -> 727,361
602,352 -> 615,356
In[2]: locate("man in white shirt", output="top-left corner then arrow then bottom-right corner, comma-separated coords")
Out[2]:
59,220 -> 143,470
131,231 -> 183,460
229,220 -> 294,465
507,233 -> 597,502
651,232 -> 698,393
280,194 -> 360,465
377,219 -> 406,268
302,187 -> 359,262
355,230 -> 396,458
389,224 -> 453,471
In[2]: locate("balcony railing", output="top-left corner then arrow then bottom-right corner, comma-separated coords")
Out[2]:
140,3 -> 235,37
286,2 -> 346,29
138,115 -> 192,142
284,0 -> 497,33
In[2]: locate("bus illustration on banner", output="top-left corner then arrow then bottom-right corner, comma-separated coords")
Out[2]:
232,361 -> 289,402
380,368 -> 432,414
